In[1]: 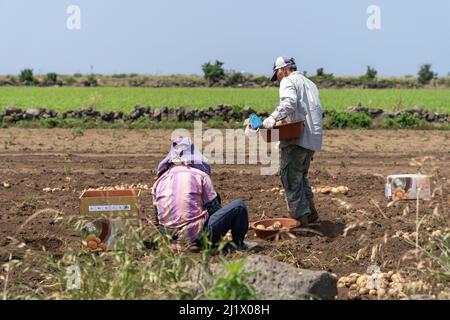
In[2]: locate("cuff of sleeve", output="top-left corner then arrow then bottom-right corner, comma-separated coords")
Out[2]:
270,111 -> 280,121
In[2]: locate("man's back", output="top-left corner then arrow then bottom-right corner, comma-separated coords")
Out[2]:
152,165 -> 217,242
280,71 -> 323,151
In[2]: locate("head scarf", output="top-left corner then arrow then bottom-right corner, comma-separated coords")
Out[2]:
156,136 -> 211,178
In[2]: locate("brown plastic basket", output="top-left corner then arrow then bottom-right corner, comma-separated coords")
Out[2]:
259,120 -> 304,143
250,218 -> 299,240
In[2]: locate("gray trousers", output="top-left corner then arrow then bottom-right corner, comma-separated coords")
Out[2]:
280,145 -> 314,219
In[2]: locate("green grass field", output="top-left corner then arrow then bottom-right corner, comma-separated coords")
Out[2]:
0,87 -> 449,113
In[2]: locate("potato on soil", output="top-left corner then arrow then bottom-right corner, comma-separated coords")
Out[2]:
337,186 -> 349,194
359,287 -> 369,295
87,240 -> 98,250
356,275 -> 368,287
86,234 -> 97,242
377,288 -> 386,298
347,290 -> 359,300
320,187 -> 331,194
273,221 -> 282,229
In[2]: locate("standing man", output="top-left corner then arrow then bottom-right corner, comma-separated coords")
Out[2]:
263,56 -> 324,227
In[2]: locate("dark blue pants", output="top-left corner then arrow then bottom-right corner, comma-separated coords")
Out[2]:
205,200 -> 248,245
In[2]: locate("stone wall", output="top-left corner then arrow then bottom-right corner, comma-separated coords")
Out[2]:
1,105 -> 448,124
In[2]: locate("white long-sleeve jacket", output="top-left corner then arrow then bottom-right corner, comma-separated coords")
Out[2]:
270,71 -> 323,151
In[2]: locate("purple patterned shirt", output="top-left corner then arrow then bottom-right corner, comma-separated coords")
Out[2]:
151,165 -> 217,243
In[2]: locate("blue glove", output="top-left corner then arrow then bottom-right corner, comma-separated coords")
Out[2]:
249,114 -> 263,129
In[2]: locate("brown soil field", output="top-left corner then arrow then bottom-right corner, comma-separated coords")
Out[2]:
0,128 -> 449,299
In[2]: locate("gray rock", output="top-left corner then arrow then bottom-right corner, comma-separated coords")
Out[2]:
100,110 -> 114,121
167,109 -> 178,121
194,109 -> 202,120
133,105 -> 145,113
425,112 -> 436,122
347,105 -> 368,113
153,108 -> 162,121
185,108 -> 195,121
113,111 -> 124,120
407,107 -> 424,115
57,112 -> 67,119
197,255 -> 337,300
367,108 -> 384,117
85,109 -> 99,117
242,255 -> 337,300
128,111 -> 142,121
381,110 -> 399,118
160,107 -> 169,121
176,107 -> 186,121
126,106 -> 145,121
25,108 -> 42,118
2,115 -> 14,123
4,106 -> 22,115
42,109 -> 56,118
435,113 -> 448,122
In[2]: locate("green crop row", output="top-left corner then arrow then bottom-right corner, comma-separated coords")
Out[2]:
0,87 -> 449,113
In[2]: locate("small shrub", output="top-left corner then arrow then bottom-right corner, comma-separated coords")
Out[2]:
226,71 -> 245,86
395,112 -> 422,128
202,60 -> 226,85
46,73 -> 58,83
364,66 -> 378,80
65,77 -> 76,85
129,78 -> 145,87
19,68 -> 34,83
84,74 -> 97,87
418,64 -> 437,85
324,111 -> 372,129
314,68 -> 334,81
41,118 -> 59,128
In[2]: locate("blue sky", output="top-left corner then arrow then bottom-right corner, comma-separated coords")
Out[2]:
0,0 -> 449,76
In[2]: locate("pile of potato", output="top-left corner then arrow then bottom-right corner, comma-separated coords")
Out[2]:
259,187 -> 285,196
393,228 -> 450,242
84,183 -> 150,191
392,230 -> 417,241
84,234 -> 107,252
255,221 -> 284,231
338,271 -> 405,299
313,186 -> 349,195
42,187 -> 65,193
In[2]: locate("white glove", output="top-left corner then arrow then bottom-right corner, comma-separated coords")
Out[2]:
244,124 -> 258,137
263,116 -> 276,129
